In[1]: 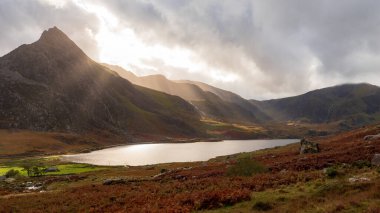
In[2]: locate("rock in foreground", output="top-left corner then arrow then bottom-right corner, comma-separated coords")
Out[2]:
371,153 -> 380,166
364,133 -> 380,141
299,138 -> 320,154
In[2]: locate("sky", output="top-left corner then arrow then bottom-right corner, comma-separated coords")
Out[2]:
1,0 -> 380,100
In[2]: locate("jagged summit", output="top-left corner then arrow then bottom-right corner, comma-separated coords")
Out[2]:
0,27 -> 92,84
38,26 -> 70,43
34,26 -> 87,59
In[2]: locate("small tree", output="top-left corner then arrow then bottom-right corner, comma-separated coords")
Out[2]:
21,163 -> 33,177
31,166 -> 46,177
21,163 -> 46,177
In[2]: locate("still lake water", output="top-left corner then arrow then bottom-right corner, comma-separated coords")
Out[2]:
62,139 -> 298,166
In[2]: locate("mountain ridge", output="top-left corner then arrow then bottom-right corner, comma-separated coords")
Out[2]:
252,83 -> 380,127
102,63 -> 270,124
1,27 -> 380,140
0,27 -> 204,138
104,62 -> 380,129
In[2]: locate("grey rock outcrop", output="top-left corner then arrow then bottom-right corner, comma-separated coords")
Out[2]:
371,154 -> 380,166
299,138 -> 320,154
44,167 -> 60,172
364,133 -> 380,141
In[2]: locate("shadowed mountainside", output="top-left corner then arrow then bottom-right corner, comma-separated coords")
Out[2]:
252,83 -> 380,128
103,64 -> 269,124
104,64 -> 380,130
1,27 -> 379,141
0,27 -> 204,137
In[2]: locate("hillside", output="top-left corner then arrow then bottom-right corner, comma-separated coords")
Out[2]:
103,64 -> 269,124
176,80 -> 246,103
0,27 -> 203,138
2,124 -> 380,212
1,27 -> 379,142
104,64 -> 380,132
253,83 -> 380,128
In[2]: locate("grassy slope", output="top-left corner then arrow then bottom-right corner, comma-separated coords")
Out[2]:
1,124 -> 380,212
201,118 -> 268,139
205,171 -> 380,212
0,164 -> 104,176
0,130 -> 129,158
104,64 -> 268,125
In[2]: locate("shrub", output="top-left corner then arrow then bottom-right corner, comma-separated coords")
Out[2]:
194,189 -> 251,210
314,183 -> 343,197
325,167 -> 338,178
227,157 -> 267,177
315,181 -> 370,198
31,166 -> 46,177
5,169 -> 20,178
21,163 -> 46,177
352,160 -> 371,169
252,201 -> 272,211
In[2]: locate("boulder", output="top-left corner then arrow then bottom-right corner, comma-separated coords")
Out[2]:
44,167 -> 60,172
371,154 -> 380,166
348,176 -> 371,183
0,176 -> 6,181
299,138 -> 320,154
364,134 -> 380,141
4,178 -> 15,183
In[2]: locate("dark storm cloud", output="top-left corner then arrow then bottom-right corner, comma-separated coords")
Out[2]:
0,0 -> 100,59
1,0 -> 380,99
94,0 -> 380,98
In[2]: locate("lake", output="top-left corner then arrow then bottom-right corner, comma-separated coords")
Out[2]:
62,139 -> 298,166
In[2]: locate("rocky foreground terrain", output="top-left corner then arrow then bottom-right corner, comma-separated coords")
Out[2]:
1,124 -> 380,212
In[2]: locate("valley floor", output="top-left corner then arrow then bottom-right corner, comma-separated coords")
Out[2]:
1,124 -> 380,212
0,118 -> 344,159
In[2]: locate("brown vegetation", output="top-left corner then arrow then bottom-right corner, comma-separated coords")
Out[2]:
257,124 -> 380,171
0,130 -> 127,158
1,124 -> 380,212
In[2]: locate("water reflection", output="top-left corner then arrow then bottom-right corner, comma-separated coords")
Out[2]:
63,139 -> 298,166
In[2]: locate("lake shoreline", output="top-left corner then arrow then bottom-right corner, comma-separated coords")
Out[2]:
70,136 -> 289,155
71,137 -> 224,154
62,139 -> 299,166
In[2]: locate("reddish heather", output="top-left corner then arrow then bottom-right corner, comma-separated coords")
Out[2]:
1,125 -> 379,212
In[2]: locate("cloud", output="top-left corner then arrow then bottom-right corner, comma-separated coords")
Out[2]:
2,0 -> 380,99
0,0 -> 100,59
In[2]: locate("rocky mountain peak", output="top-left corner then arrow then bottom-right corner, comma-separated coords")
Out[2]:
38,26 -> 71,44
34,26 -> 88,60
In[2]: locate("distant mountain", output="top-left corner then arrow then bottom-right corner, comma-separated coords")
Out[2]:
103,64 -> 269,124
105,64 -> 380,129
253,83 -> 380,127
0,27 -> 203,137
175,80 -> 246,103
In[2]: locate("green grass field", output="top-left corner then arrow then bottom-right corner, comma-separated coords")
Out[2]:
0,163 -> 105,176
0,166 -> 26,176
